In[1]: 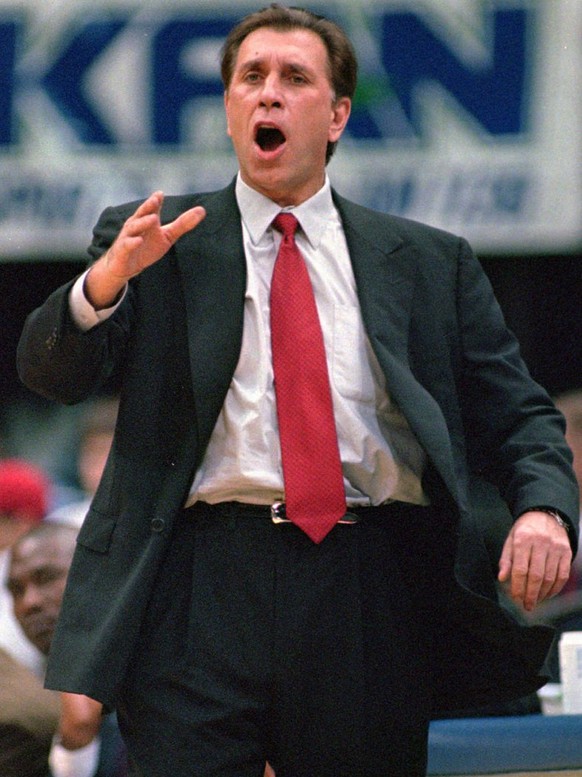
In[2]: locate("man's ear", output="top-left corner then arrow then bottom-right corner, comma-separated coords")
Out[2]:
329,97 -> 351,143
224,90 -> 233,138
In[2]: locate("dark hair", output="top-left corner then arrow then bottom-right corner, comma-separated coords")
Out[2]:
220,4 -> 358,162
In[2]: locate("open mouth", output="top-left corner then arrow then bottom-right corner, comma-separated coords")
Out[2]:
255,126 -> 286,152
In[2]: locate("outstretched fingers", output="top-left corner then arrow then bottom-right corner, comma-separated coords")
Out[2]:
164,205 -> 207,245
85,193 -> 207,308
121,191 -> 164,238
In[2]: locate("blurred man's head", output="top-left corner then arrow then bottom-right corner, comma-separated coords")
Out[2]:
0,459 -> 50,551
6,523 -> 76,655
77,397 -> 118,495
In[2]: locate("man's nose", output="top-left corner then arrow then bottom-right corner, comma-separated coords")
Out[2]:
18,584 -> 44,613
259,75 -> 283,108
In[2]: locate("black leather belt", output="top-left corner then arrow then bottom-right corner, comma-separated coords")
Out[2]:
184,500 -> 412,525
270,501 -> 359,524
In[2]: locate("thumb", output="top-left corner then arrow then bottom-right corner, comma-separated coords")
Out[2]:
165,206 -> 207,244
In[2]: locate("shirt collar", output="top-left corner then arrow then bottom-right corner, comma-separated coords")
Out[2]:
235,173 -> 336,249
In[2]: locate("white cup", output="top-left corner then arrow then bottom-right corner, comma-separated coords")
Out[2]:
559,631 -> 582,713
537,682 -> 563,715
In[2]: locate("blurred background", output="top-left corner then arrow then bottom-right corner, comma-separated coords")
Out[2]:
0,0 -> 581,500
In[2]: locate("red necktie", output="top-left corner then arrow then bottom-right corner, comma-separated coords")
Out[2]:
270,213 -> 346,543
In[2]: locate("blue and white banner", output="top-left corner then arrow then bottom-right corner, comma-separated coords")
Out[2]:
0,0 -> 580,258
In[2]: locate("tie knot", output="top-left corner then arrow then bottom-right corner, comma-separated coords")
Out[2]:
273,212 -> 299,239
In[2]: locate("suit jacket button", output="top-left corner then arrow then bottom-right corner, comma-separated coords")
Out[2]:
45,328 -> 58,350
150,518 -> 165,533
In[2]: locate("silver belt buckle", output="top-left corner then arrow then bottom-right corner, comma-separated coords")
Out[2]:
271,501 -> 291,523
338,512 -> 359,524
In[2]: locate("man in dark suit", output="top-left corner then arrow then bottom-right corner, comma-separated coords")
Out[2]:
17,5 -> 578,777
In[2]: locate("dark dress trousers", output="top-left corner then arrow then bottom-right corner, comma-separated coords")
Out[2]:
17,180 -> 579,754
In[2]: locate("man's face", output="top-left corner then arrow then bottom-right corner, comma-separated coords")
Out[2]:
225,26 -> 351,207
6,534 -> 72,655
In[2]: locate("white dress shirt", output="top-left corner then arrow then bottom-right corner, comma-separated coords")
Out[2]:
70,175 -> 428,508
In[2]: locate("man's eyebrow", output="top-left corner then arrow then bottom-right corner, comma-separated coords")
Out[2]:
236,57 -> 265,73
236,57 -> 315,77
285,62 -> 314,77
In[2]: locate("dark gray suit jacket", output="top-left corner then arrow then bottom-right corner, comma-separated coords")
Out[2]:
17,179 -> 579,713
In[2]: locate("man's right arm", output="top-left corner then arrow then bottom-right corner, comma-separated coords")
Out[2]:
16,276 -> 131,405
17,192 -> 205,404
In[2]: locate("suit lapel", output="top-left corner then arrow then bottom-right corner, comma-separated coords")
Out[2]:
334,194 -> 413,360
334,194 -> 460,504
174,182 -> 247,448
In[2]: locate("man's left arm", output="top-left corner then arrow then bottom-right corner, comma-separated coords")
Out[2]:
454,239 -> 579,611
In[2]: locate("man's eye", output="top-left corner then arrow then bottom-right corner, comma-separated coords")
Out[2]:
245,72 -> 261,83
34,569 -> 63,586
6,583 -> 23,599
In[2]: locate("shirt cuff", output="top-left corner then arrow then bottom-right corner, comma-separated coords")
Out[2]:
49,736 -> 100,777
522,506 -> 570,532
69,269 -> 126,332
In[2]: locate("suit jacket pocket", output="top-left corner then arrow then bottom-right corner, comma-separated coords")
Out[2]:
76,508 -> 117,553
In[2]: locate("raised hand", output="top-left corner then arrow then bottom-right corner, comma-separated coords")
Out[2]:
85,191 -> 206,309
